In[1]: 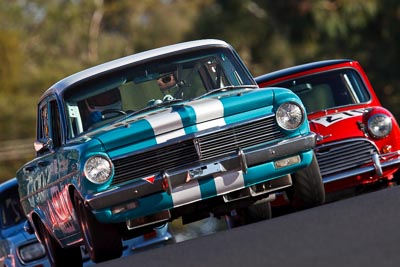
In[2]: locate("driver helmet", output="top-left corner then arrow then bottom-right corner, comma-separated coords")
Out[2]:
86,88 -> 122,112
85,88 -> 122,123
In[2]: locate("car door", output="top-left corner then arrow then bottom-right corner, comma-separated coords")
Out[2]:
20,96 -> 77,235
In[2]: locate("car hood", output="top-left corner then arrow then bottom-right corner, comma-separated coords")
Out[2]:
309,108 -> 366,144
84,88 -> 290,156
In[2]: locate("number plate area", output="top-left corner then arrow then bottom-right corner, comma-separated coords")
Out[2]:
164,156 -> 243,192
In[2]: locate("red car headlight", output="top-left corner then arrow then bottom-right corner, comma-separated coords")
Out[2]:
367,114 -> 392,139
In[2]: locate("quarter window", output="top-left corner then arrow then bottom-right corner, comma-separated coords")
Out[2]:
38,103 -> 49,141
37,98 -> 62,154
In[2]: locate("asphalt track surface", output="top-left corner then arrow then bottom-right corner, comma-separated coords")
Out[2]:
96,186 -> 400,267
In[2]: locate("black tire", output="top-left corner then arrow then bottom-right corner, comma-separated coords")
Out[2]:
287,153 -> 325,209
74,191 -> 123,263
227,200 -> 272,228
37,220 -> 82,267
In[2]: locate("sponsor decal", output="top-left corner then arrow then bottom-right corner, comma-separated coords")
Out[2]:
312,109 -> 364,127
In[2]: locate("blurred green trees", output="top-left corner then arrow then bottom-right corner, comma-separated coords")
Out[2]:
0,0 -> 399,180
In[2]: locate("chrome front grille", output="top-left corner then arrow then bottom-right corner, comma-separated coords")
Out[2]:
196,116 -> 285,160
112,140 -> 198,186
315,139 -> 378,177
111,115 -> 284,186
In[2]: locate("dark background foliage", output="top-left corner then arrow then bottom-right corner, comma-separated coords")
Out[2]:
0,0 -> 398,180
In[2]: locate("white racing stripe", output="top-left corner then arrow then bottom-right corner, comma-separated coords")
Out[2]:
147,99 -> 226,144
188,98 -> 226,131
214,171 -> 245,195
171,179 -> 202,207
146,109 -> 185,144
171,170 -> 245,208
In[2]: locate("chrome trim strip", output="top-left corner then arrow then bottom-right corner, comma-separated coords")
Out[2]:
244,133 -> 316,167
86,178 -> 164,210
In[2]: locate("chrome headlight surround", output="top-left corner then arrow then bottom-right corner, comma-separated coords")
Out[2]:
18,241 -> 46,263
367,114 -> 392,139
84,155 -> 113,184
276,102 -> 305,130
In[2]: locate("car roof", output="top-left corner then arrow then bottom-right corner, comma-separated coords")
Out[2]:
0,178 -> 17,195
41,39 -> 232,100
255,59 -> 354,83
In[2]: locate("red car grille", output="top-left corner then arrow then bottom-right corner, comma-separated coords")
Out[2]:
315,138 -> 378,177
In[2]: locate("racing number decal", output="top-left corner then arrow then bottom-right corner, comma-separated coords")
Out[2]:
312,109 -> 364,127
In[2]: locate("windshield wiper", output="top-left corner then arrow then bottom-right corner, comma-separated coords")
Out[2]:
193,85 -> 258,100
117,98 -> 184,122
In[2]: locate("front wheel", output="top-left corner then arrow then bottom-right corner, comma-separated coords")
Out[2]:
37,220 -> 82,267
74,192 -> 122,263
287,153 -> 325,209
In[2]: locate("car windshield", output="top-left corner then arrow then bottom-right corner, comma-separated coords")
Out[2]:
272,69 -> 371,114
63,47 -> 255,138
0,188 -> 25,228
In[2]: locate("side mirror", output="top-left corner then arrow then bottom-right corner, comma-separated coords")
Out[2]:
34,138 -> 53,153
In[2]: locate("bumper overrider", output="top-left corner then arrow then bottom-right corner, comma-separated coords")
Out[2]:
86,132 -> 316,216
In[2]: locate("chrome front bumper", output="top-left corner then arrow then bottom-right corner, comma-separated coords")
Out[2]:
86,132 -> 316,210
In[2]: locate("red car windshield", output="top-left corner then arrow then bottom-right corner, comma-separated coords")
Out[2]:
273,68 -> 370,113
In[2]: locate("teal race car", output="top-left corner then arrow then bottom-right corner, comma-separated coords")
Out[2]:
16,39 -> 324,266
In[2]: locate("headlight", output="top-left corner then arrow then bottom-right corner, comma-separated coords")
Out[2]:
276,102 -> 304,130
18,241 -> 46,262
368,114 -> 392,139
84,155 -> 113,184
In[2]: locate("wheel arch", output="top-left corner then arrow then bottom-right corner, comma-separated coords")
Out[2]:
30,212 -> 48,244
68,184 -> 79,209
